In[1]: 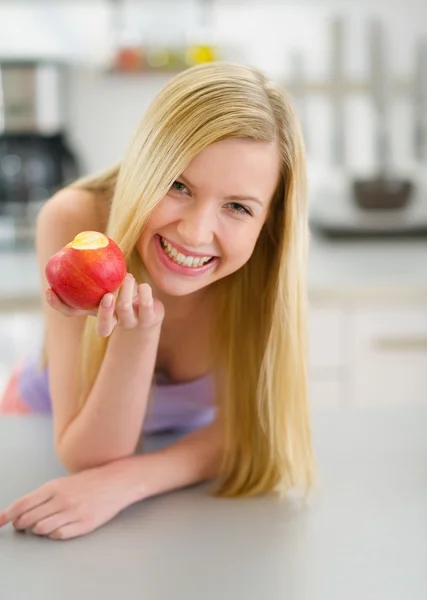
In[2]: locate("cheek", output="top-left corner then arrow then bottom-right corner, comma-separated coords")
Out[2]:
135,207 -> 167,252
224,228 -> 260,265
143,211 -> 162,233
142,197 -> 174,231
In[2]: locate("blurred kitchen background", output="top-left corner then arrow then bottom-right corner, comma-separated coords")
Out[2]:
0,0 -> 426,409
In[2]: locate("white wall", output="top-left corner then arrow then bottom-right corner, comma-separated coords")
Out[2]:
1,1 -> 426,178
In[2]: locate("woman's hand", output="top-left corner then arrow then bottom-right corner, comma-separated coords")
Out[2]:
46,273 -> 164,338
0,463 -> 136,541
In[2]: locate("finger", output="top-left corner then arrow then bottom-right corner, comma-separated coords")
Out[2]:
1,487 -> 53,526
45,290 -> 76,317
96,293 -> 117,338
137,283 -> 154,324
49,521 -> 92,541
46,290 -> 96,318
13,499 -> 60,531
138,284 -> 164,329
31,513 -> 78,537
116,274 -> 138,328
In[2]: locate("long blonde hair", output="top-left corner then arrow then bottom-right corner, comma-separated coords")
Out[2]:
65,62 -> 315,497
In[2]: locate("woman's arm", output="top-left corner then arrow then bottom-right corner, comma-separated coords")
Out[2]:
56,325 -> 162,472
36,190 -> 162,472
0,421 -> 223,540
116,418 -> 222,503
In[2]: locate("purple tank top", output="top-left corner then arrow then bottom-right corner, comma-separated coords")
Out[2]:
17,347 -> 216,434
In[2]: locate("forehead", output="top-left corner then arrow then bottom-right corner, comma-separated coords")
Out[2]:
184,138 -> 281,204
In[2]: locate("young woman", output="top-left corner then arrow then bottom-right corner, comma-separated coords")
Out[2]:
0,61 -> 315,540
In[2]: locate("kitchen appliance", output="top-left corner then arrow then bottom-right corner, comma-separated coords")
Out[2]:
414,41 -> 427,164
352,20 -> 413,211
330,16 -> 346,168
0,60 -> 80,249
309,18 -> 427,239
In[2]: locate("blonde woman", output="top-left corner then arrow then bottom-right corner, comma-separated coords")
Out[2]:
0,62 -> 315,540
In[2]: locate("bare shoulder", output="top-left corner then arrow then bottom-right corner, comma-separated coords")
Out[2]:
37,187 -> 107,238
36,186 -> 109,275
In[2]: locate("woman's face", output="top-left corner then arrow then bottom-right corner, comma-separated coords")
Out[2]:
136,138 -> 281,298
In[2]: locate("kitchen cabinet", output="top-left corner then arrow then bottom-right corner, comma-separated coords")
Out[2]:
308,305 -> 348,408
308,379 -> 342,408
349,307 -> 427,407
309,306 -> 346,369
308,302 -> 427,408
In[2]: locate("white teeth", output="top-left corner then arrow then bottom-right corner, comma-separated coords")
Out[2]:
168,244 -> 177,258
160,237 -> 213,268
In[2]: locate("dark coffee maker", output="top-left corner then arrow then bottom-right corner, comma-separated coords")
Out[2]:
0,60 -> 80,249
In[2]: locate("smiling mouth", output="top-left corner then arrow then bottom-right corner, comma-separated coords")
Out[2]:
159,236 -> 215,268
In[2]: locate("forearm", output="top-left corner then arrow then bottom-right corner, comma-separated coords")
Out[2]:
58,326 -> 160,471
108,420 -> 223,504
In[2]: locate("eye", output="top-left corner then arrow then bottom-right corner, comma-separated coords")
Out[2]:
225,202 -> 253,217
170,180 -> 189,194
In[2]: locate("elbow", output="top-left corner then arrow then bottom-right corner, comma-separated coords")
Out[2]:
55,443 -> 95,473
54,422 -> 140,472
55,439 -> 136,474
54,429 -> 90,472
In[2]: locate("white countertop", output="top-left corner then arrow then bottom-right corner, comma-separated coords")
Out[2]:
0,234 -> 426,309
1,408 -> 426,600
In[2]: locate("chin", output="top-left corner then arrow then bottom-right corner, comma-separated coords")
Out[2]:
149,272 -> 210,297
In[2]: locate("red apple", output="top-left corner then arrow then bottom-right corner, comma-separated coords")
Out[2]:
45,231 -> 127,310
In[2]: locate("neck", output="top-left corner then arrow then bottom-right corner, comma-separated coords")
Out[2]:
154,286 -> 212,323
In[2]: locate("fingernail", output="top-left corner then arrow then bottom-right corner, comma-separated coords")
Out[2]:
102,294 -> 113,308
141,290 -> 153,307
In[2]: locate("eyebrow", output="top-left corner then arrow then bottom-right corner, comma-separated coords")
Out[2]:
179,174 -> 265,208
224,194 -> 264,208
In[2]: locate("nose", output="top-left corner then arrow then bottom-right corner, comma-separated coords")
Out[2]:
176,203 -> 215,250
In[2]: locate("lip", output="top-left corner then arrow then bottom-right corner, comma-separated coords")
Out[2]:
159,235 -> 217,259
154,234 -> 219,277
